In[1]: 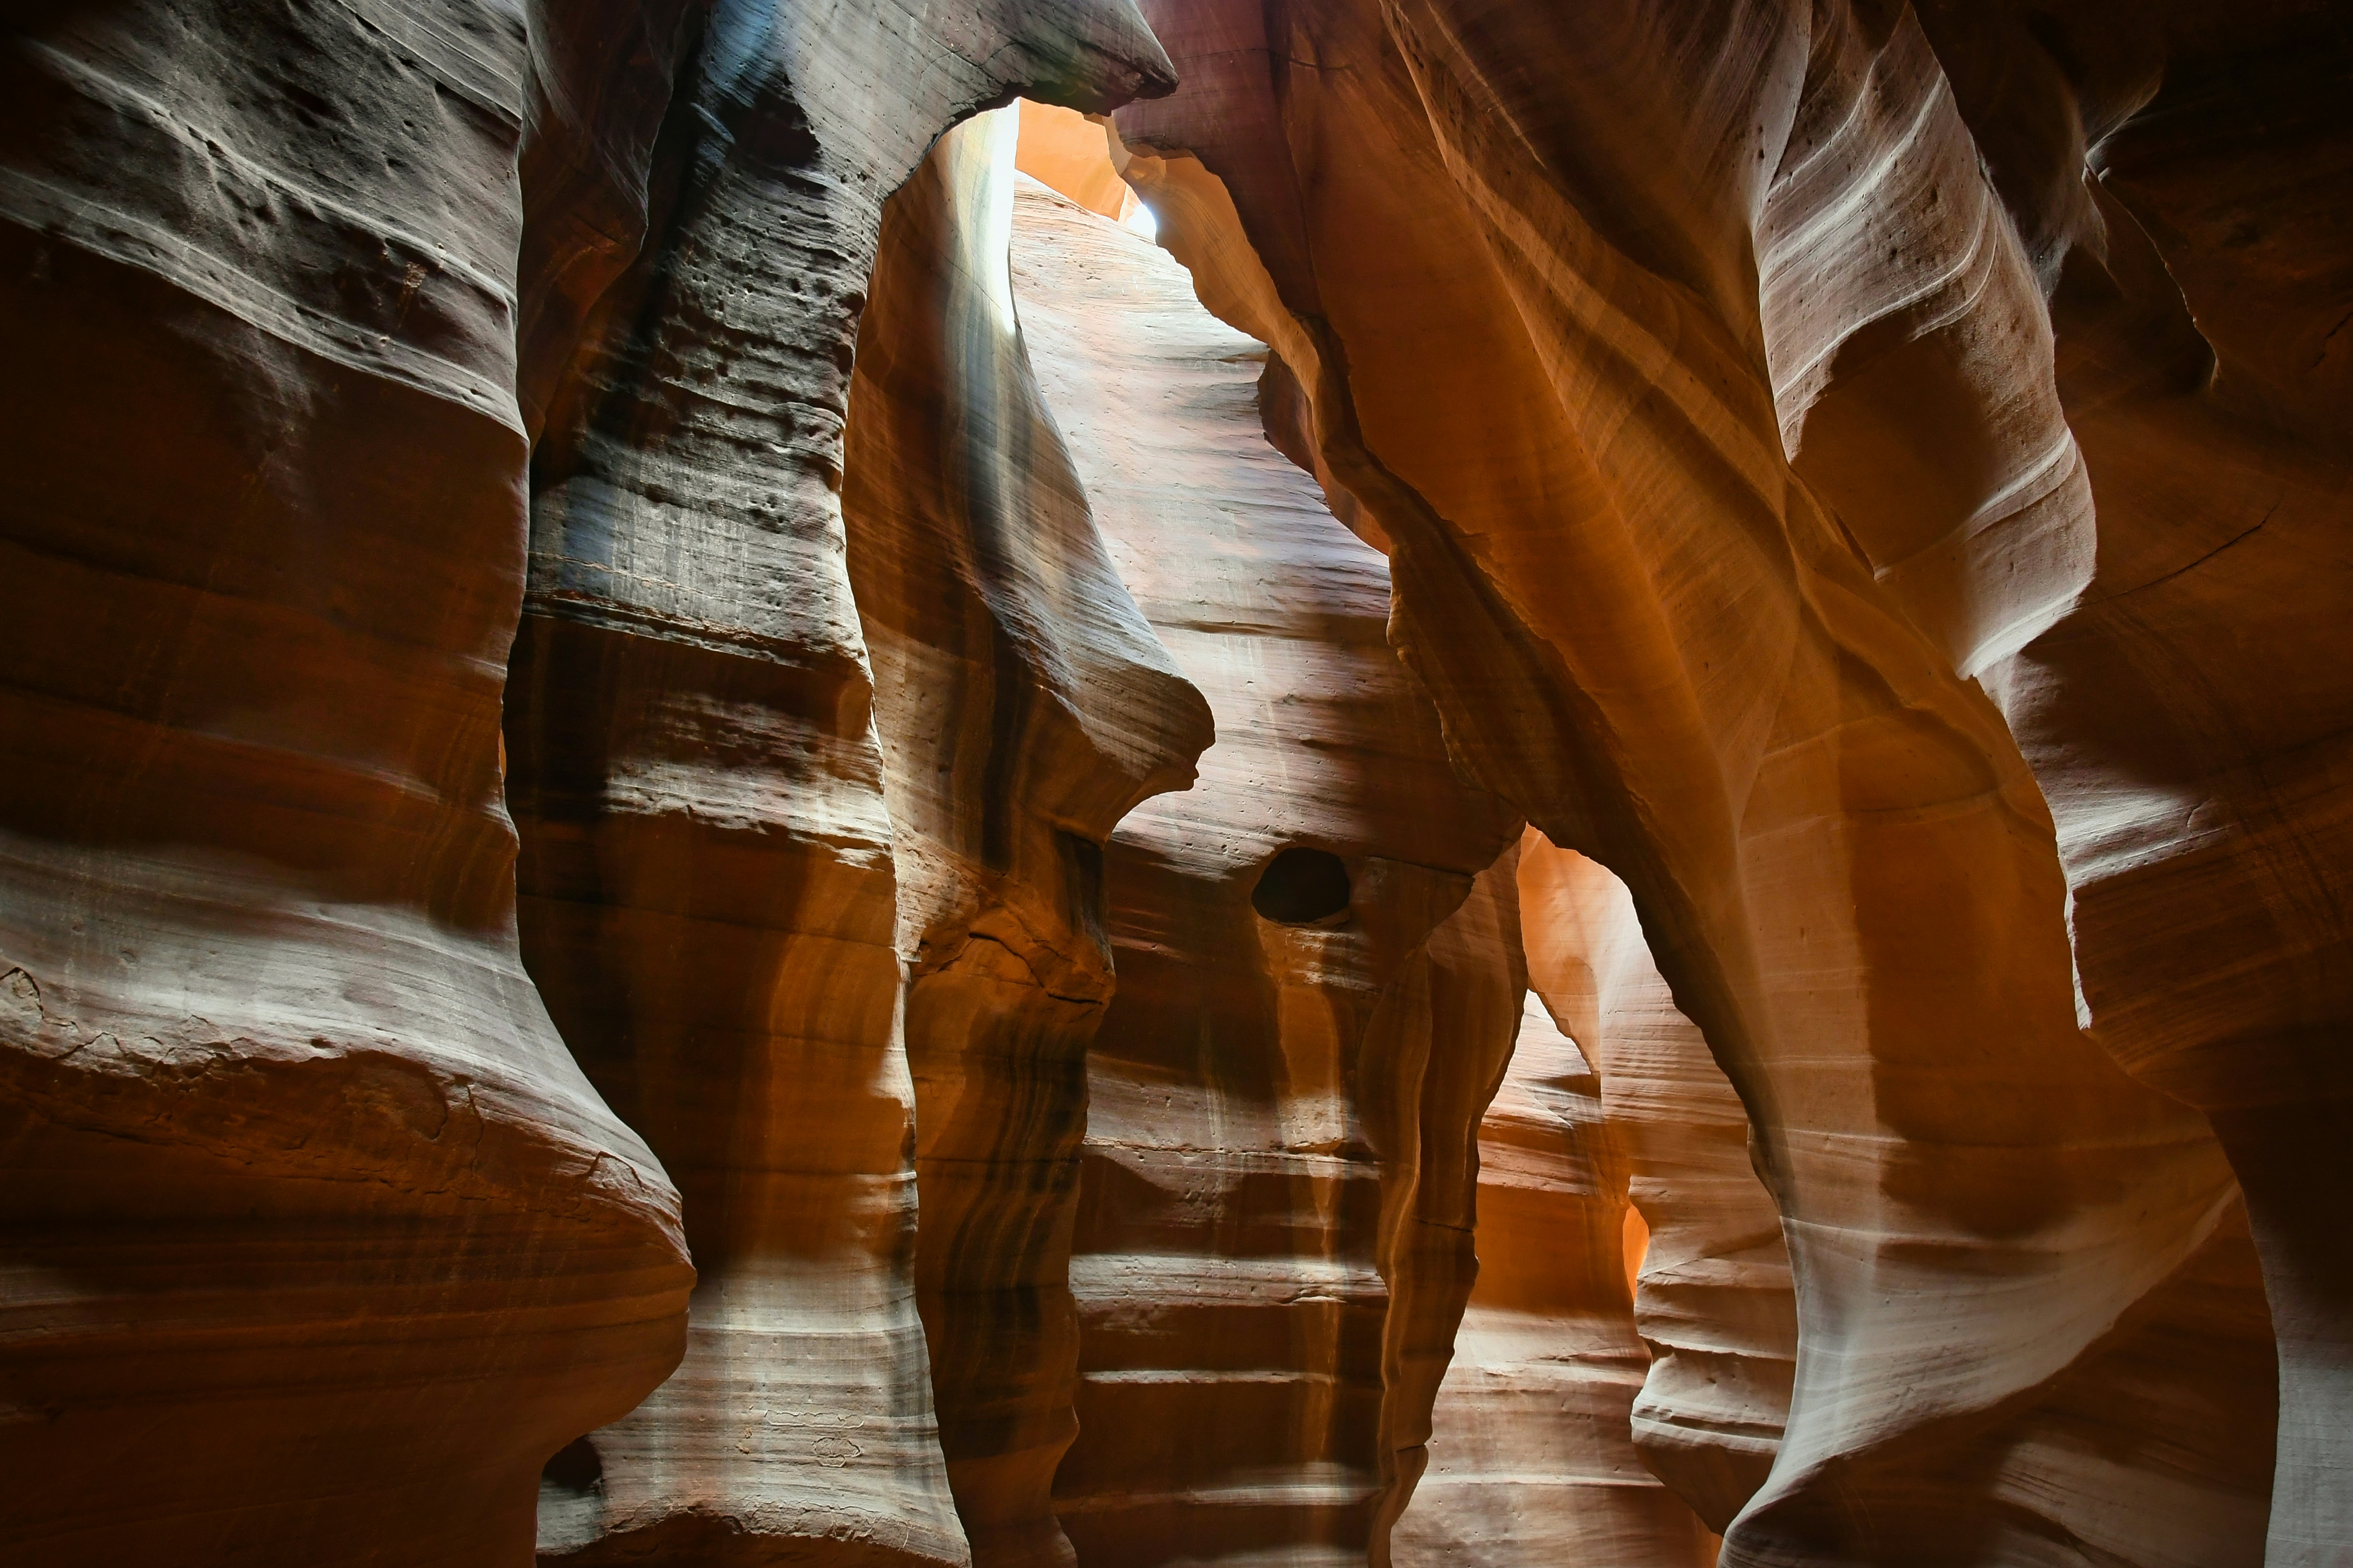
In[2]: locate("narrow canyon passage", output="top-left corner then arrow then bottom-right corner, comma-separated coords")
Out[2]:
1004,160 -> 1525,1565
0,4 -> 2344,1568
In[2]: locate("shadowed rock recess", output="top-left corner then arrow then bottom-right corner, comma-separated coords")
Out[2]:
0,2 -> 2340,1566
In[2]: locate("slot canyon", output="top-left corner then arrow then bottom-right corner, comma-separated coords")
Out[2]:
0,1 -> 2344,1565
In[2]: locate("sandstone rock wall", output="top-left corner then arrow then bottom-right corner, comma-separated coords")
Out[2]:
1700,3 -> 2350,1553
1004,172 -> 1524,1566
1014,100 -> 1141,225
844,109 -> 1211,1568
1940,12 -> 2353,1557
1518,833 -> 1797,1535
0,4 -> 700,1561
505,4 -> 1181,1560
1395,981 -> 1722,1568
3,2 -> 2341,1564
1517,831 -> 2275,1565
1110,2 -> 2288,1561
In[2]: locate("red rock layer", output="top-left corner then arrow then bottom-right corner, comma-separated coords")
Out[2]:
504,4 -> 1178,1563
1714,4 -> 2346,1552
4,2 -> 2340,1563
1396,983 -> 1720,1567
844,110 -> 1211,1568
1003,173 -> 1525,1566
1110,4 -> 2281,1562
0,4 -> 699,1562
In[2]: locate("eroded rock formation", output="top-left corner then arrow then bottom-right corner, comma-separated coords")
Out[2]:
1949,13 -> 2353,1557
1397,983 -> 1721,1567
1110,2 -> 2302,1561
845,109 -> 1211,1568
0,5 -> 697,1561
1004,172 -> 1524,1565
1518,832 -> 1796,1535
4,0 -> 2343,1564
505,5 -> 1180,1561
1518,831 -> 2276,1565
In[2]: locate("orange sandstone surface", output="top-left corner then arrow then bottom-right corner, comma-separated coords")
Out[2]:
0,4 -> 2342,1567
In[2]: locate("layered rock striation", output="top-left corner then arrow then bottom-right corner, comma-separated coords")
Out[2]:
1396,980 -> 1721,1568
2,2 -> 2342,1565
1111,2 -> 2289,1561
1518,833 -> 1797,1536
506,5 -> 1181,1561
1518,831 -> 2275,1566
1933,11 -> 2353,1557
845,109 -> 1211,1568
0,4 -> 701,1561
1004,172 -> 1524,1566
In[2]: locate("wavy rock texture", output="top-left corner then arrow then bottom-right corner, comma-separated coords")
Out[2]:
1924,11 -> 2353,1560
1396,983 -> 1720,1568
844,110 -> 1211,1568
1720,4 -> 2344,1555
506,5 -> 1176,1563
0,4 -> 700,1563
4,2 -> 2342,1565
1518,833 -> 1796,1535
1520,830 -> 2275,1565
1004,173 -> 1524,1566
1111,3 -> 2280,1562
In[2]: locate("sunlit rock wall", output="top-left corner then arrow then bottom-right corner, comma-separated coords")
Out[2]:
0,4 -> 701,1561
1396,981 -> 1720,1568
1518,832 -> 1796,1536
1518,830 -> 2275,1566
844,109 -> 1211,1568
504,3 -> 1177,1562
4,0 -> 2340,1564
1934,11 -> 2353,1557
1111,2 -> 2295,1561
1004,173 -> 1524,1566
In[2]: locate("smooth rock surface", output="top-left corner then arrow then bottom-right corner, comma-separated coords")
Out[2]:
1396,983 -> 1720,1568
1518,833 -> 1795,1535
3,4 -> 2341,1565
1111,4 -> 2278,1561
1518,831 -> 2275,1565
1952,12 -> 2353,1556
1014,100 -> 1140,225
507,5 -> 1176,1562
0,4 -> 696,1561
846,109 -> 1211,1568
1005,173 -> 1524,1567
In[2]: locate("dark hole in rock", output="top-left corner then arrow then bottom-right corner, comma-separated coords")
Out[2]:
1251,847 -> 1352,925
542,1435 -> 603,1496
538,1435 -> 606,1551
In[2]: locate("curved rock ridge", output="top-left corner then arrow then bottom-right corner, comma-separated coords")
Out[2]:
1397,981 -> 1722,1568
1517,832 -> 1796,1534
0,4 -> 700,1561
845,108 -> 1212,1568
1002,170 -> 1525,1566
1663,2 -> 2353,1552
1936,11 -> 2353,1557
1518,830 -> 2275,1564
1758,2 -> 2097,678
503,4 -> 1178,1563
1108,4 -> 2271,1561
